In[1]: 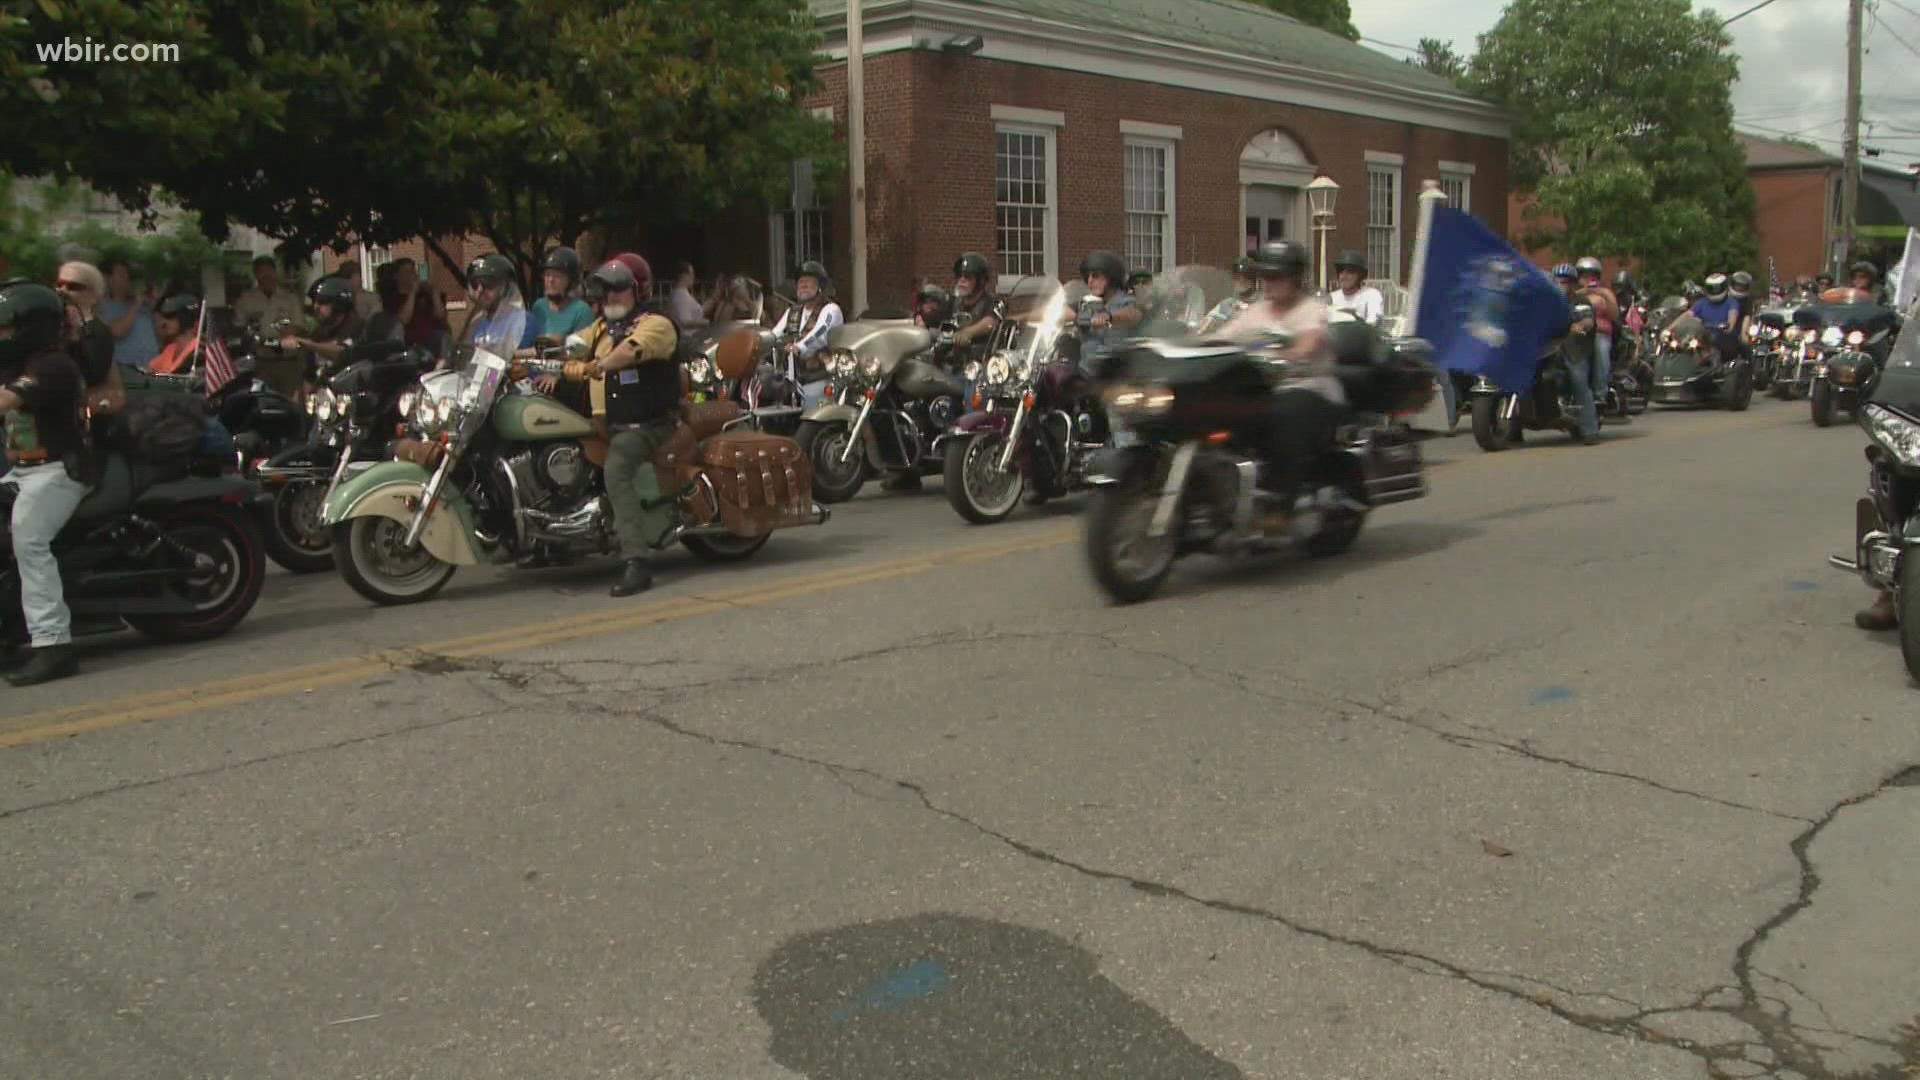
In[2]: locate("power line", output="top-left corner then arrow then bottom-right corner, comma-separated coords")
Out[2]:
1878,0 -> 1920,22
1719,0 -> 1784,25
1361,36 -> 1417,53
1871,10 -> 1920,58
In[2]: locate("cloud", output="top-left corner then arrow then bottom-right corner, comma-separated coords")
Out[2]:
1349,0 -> 1920,165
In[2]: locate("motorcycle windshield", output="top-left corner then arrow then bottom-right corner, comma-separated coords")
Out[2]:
997,275 -> 1074,378
1136,266 -> 1236,339
1870,302 -> 1920,414
470,285 -> 529,359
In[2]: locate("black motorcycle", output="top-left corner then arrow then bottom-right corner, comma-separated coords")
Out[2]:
0,455 -> 267,648
1828,313 -> 1920,679
1746,307 -> 1792,391
1469,348 -> 1634,450
1799,300 -> 1898,427
253,340 -> 433,572
1647,315 -> 1756,410
1081,319 -> 1433,603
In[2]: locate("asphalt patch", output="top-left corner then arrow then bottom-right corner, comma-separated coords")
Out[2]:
752,912 -> 1243,1079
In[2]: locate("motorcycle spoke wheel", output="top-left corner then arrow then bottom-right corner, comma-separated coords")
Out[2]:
947,434 -> 1023,523
1085,486 -> 1178,604
336,517 -> 456,604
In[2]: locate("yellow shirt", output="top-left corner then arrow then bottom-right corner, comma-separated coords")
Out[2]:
582,314 -> 677,417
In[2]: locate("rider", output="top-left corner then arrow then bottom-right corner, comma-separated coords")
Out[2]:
769,260 -> 842,405
1327,251 -> 1386,325
147,294 -> 209,375
1215,241 -> 1348,530
1688,273 -> 1741,360
1202,257 -> 1258,331
528,246 -> 594,346
1815,272 -> 1834,293
460,254 -> 534,359
1729,270 -> 1756,338
948,253 -> 1000,356
1077,250 -> 1142,370
1847,260 -> 1884,303
1552,265 -> 1601,445
1575,257 -> 1617,404
912,283 -> 952,331
580,257 -> 683,598
0,280 -> 90,686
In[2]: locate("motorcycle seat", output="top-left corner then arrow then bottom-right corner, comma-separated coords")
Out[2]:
683,399 -> 742,441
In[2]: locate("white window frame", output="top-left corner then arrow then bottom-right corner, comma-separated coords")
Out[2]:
992,105 -> 1062,280
768,107 -> 836,287
358,243 -> 393,291
1438,160 -> 1474,213
1121,121 -> 1180,275
1365,151 -> 1405,285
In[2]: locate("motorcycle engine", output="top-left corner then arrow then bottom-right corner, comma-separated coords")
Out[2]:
926,395 -> 959,429
535,444 -> 593,503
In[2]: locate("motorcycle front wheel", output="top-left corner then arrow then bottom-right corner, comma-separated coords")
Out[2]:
944,432 -> 1025,524
1811,381 -> 1835,427
795,420 -> 866,503
332,517 -> 458,606
261,473 -> 335,574
1084,480 -> 1179,604
1470,396 -> 1513,452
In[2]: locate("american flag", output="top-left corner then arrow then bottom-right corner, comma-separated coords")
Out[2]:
189,300 -> 238,397
1767,257 -> 1783,303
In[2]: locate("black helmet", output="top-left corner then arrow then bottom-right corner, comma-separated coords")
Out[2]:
0,279 -> 66,367
1128,270 -> 1153,288
952,252 -> 991,281
155,293 -> 202,323
465,253 -> 515,289
795,259 -> 831,293
915,282 -> 951,308
1815,272 -> 1833,286
1612,269 -> 1635,290
1250,240 -> 1308,280
1850,260 -> 1879,284
307,276 -> 354,311
1333,250 -> 1367,275
1574,255 -> 1603,278
1231,256 -> 1256,276
585,260 -> 637,300
1078,250 -> 1127,284
541,246 -> 582,282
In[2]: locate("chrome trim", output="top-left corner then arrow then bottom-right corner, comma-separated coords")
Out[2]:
839,395 -> 876,464
1148,441 -> 1198,538
997,395 -> 1030,472
403,449 -> 457,550
1233,458 -> 1258,535
494,455 -> 531,551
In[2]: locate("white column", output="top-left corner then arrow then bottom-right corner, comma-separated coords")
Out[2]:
1403,180 -> 1452,433
846,0 -> 868,317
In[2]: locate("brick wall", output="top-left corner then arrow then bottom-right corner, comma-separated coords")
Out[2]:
802,51 -> 1509,300
1750,169 -> 1832,281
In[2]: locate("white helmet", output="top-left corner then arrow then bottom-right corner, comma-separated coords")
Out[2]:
1704,273 -> 1728,298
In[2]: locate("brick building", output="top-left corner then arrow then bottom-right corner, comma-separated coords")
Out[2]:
714,0 -> 1510,307
1738,132 -> 1920,282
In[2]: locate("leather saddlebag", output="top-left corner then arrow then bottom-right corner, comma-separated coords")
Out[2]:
697,431 -> 816,536
649,421 -> 717,526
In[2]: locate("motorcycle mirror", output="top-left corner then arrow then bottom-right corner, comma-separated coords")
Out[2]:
563,333 -> 590,359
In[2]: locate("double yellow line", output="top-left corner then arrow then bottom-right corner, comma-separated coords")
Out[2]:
0,526 -> 1077,749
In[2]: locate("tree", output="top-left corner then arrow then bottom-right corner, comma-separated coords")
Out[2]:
1408,38 -> 1467,82
1466,0 -> 1758,293
0,0 -> 840,295
1240,0 -> 1358,41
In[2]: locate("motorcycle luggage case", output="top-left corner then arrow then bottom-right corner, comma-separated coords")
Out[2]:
698,431 -> 816,536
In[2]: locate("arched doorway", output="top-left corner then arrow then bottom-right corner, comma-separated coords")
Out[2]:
1239,130 -> 1317,256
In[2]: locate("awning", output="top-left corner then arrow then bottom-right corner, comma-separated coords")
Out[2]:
1860,169 -> 1920,229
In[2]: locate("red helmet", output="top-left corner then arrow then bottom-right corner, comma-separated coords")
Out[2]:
609,252 -> 651,294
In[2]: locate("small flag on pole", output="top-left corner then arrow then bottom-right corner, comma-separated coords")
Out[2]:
199,320 -> 237,397
1767,256 -> 1782,303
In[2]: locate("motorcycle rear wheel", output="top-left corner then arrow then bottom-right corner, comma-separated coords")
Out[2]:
123,506 -> 267,642
1085,483 -> 1178,604
332,517 -> 458,606
1811,381 -> 1835,427
1901,560 -> 1920,682
681,531 -> 771,562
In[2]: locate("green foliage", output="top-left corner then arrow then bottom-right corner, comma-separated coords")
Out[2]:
0,174 -> 240,292
1238,0 -> 1358,41
1467,0 -> 1758,293
1407,38 -> 1467,82
0,0 -> 841,292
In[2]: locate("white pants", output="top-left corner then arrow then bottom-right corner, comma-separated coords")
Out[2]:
5,462 -> 89,647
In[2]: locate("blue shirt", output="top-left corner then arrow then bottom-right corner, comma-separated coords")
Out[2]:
97,297 -> 159,368
532,297 -> 594,340
1689,295 -> 1739,330
469,309 -> 536,355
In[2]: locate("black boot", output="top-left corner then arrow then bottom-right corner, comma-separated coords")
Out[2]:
6,643 -> 78,687
609,558 -> 653,597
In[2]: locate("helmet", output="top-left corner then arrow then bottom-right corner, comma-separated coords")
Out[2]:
0,279 -> 66,367
1612,270 -> 1635,291
609,252 -> 652,294
1850,260 -> 1879,283
1333,250 -> 1367,275
1575,256 -> 1603,278
1249,241 -> 1308,280
541,246 -> 582,282
952,252 -> 991,282
795,259 -> 831,294
1078,250 -> 1127,283
1704,272 -> 1728,297
1551,263 -> 1576,281
1683,279 -> 1703,299
585,260 -> 638,300
1730,270 -> 1753,290
465,253 -> 515,289
1816,272 -> 1833,285
155,293 -> 202,322
915,282 -> 951,308
1128,270 -> 1153,288
307,276 -> 354,310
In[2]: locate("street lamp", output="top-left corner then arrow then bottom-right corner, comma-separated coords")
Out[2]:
1306,174 -> 1340,293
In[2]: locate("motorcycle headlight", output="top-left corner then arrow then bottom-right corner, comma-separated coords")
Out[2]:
986,356 -> 1010,385
860,353 -> 882,378
688,356 -> 713,384
1102,382 -> 1174,418
963,360 -> 982,381
316,394 -> 335,421
1847,330 -> 1865,347
1744,323 -> 1756,340
1785,326 -> 1802,341
1864,405 -> 1920,468
1821,326 -> 1844,348
435,398 -> 458,428
827,349 -> 853,376
398,389 -> 418,417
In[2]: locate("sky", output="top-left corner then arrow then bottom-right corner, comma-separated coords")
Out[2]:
1349,0 -> 1920,169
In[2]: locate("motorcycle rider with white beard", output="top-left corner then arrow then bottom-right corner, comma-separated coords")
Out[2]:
770,261 -> 842,407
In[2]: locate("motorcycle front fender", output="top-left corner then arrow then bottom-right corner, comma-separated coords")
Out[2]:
799,401 -> 863,426
950,410 -> 1012,436
320,459 -> 481,565
254,441 -> 337,486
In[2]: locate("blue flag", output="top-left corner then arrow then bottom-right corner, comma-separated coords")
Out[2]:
1413,207 -> 1572,395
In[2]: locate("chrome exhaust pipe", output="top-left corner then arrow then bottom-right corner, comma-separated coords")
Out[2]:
252,464 -> 333,483
1828,554 -> 1859,571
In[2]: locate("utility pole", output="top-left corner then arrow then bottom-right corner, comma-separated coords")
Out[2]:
846,0 -> 868,317
1841,0 -> 1864,272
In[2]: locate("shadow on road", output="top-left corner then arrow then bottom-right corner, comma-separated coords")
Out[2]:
752,912 -> 1243,1080
1166,519 -> 1484,601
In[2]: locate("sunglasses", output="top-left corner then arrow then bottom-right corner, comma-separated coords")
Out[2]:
55,279 -> 91,292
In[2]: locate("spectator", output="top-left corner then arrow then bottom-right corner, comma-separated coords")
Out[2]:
393,256 -> 450,352
233,255 -> 304,328
94,257 -> 159,368
334,258 -> 381,321
669,261 -> 707,327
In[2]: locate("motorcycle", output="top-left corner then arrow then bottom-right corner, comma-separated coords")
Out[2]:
684,323 -> 806,437
320,332 -> 829,606
1828,308 -> 1920,679
1469,345 -> 1635,451
1080,308 -> 1436,604
0,455 -> 267,647
1800,299 -> 1898,427
1746,307 -> 1792,391
794,317 -> 970,503
252,340 -> 433,573
1647,315 -> 1756,410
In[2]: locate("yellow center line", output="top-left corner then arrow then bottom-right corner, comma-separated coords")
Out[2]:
0,526 -> 1076,748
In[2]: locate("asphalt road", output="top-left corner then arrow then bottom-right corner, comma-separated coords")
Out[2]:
4,396 -> 1918,1080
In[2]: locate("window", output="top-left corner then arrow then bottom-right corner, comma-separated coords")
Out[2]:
995,123 -> 1058,278
359,244 -> 392,291
1437,160 -> 1474,215
770,203 -> 829,289
1123,138 -> 1175,274
1366,157 -> 1404,284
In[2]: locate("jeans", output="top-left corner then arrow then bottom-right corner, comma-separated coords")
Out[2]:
1592,334 -> 1613,400
1261,389 -> 1345,501
603,421 -> 677,561
1564,353 -> 1600,438
4,462 -> 91,646
799,380 -> 830,408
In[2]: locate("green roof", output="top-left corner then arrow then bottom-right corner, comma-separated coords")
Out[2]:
811,0 -> 1487,103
